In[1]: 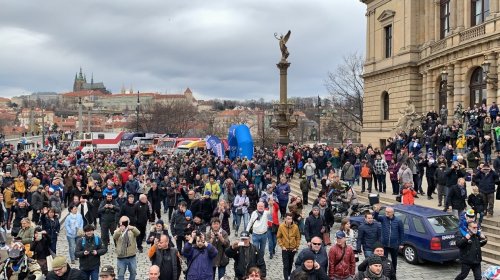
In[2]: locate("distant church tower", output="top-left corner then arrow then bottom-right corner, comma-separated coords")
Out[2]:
73,67 -> 86,91
72,67 -> 109,93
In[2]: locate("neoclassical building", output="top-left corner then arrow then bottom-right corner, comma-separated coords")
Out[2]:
361,0 -> 500,147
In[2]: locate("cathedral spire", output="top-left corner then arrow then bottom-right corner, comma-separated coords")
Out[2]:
78,67 -> 83,79
91,73 -> 94,85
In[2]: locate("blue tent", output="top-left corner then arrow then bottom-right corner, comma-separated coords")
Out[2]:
227,124 -> 253,159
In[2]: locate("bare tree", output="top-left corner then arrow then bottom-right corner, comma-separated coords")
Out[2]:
325,53 -> 364,135
129,101 -> 198,136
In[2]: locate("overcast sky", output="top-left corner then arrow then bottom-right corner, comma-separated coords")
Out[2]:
0,0 -> 366,101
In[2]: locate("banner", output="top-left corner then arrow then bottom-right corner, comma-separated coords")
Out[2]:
206,135 -> 224,159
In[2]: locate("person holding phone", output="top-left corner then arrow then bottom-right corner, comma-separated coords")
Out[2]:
225,231 -> 266,280
113,216 -> 140,280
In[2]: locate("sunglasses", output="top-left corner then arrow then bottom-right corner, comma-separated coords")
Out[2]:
312,242 -> 321,245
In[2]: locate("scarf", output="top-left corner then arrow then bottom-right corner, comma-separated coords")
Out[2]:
119,229 -> 130,256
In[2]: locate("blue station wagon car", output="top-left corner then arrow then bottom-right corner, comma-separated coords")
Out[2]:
349,204 -> 459,264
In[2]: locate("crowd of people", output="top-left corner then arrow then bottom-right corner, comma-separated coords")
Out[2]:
0,106 -> 497,280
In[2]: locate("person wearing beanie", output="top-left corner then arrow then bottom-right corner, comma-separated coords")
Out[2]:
46,256 -> 85,280
358,242 -> 396,280
354,256 -> 389,280
289,248 -> 329,280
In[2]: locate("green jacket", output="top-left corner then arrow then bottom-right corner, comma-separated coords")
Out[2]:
113,226 -> 140,258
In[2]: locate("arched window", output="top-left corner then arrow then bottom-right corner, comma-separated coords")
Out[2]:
382,91 -> 389,120
470,67 -> 487,108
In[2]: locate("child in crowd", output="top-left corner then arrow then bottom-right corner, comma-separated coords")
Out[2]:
459,209 -> 482,238
467,186 -> 486,226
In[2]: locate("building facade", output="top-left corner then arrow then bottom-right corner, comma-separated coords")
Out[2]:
361,0 -> 500,147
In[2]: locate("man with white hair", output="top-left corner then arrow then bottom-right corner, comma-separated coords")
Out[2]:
113,216 -> 140,280
373,205 -> 404,273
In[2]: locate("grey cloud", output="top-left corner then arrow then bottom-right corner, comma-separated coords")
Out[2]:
0,0 -> 366,100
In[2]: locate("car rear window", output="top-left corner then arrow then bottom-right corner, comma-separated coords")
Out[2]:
427,215 -> 459,234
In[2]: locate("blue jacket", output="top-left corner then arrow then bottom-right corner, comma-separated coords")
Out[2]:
356,221 -> 381,252
65,213 -> 83,238
182,242 -> 218,280
102,188 -> 117,198
373,211 -> 404,249
275,182 -> 290,202
473,171 -> 499,194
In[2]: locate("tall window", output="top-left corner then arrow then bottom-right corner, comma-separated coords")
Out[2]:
382,91 -> 389,120
384,25 -> 392,58
440,0 -> 450,38
469,67 -> 487,108
472,0 -> 490,26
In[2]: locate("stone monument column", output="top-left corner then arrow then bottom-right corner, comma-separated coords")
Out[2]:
453,61 -> 464,110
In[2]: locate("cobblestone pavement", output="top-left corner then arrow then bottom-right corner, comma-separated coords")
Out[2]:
54,203 -> 488,280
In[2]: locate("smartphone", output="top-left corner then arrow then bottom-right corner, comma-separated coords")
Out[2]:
122,221 -> 129,227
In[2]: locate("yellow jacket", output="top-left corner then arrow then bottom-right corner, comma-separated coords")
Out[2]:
456,136 -> 467,149
204,182 -> 221,200
14,179 -> 26,194
277,222 -> 301,250
3,188 -> 14,209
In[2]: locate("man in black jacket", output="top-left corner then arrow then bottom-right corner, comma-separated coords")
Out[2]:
135,194 -> 152,253
446,178 -> 468,217
473,164 -> 499,217
171,201 -> 188,251
98,193 -> 120,247
46,256 -> 85,280
31,186 -> 45,224
225,231 -> 266,280
357,243 -> 396,280
75,225 -> 107,280
356,212 -> 381,258
455,221 -> 487,280
119,194 -> 137,226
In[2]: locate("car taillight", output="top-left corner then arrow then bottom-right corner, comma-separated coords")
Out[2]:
430,237 -> 441,250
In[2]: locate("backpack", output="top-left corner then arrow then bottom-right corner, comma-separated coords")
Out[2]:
82,235 -> 100,247
360,165 -> 371,178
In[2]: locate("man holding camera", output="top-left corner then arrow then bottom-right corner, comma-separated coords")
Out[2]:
208,217 -> 230,280
226,231 -> 267,280
113,216 -> 140,280
148,234 -> 181,280
75,224 -> 107,280
98,193 -> 120,247
182,230 -> 218,280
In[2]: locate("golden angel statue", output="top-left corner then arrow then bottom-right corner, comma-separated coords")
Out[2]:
275,30 -> 291,61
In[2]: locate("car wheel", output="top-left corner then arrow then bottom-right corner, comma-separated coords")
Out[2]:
403,245 -> 419,265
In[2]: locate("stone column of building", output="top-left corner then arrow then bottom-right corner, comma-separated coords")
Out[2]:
447,65 -> 455,113
497,53 -> 500,104
422,72 -> 429,111
424,1 -> 430,42
456,0 -> 465,31
487,52 -> 498,105
453,62 -> 463,113
450,0 -> 457,32
427,69 -> 435,111
434,1 -> 440,41
490,0 -> 499,17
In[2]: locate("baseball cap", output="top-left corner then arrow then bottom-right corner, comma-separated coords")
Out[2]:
100,265 -> 115,276
335,231 -> 346,239
240,231 -> 250,239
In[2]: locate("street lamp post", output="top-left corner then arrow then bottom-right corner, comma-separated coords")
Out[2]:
88,109 -> 91,133
136,91 -> 140,132
78,97 -> 83,138
41,103 -> 45,149
316,96 -> 325,143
